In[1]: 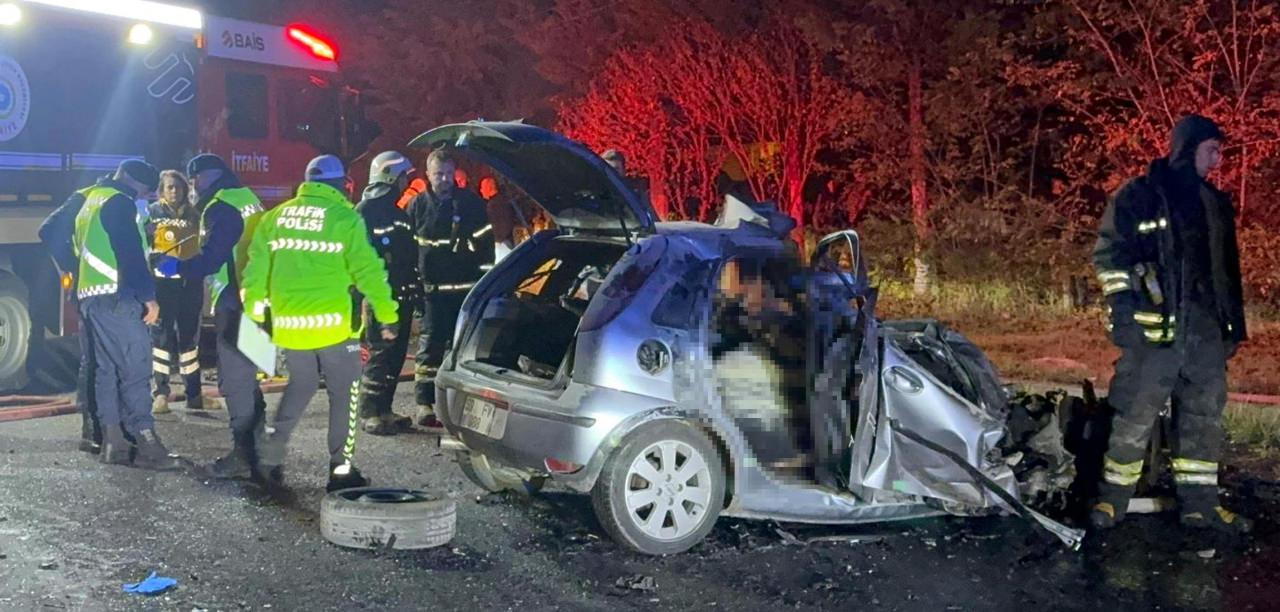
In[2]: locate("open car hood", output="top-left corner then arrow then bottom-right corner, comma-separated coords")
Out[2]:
408,121 -> 657,235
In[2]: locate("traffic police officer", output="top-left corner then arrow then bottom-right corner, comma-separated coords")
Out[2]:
73,159 -> 179,469
356,151 -> 421,435
39,177 -> 108,453
242,155 -> 400,491
1090,115 -> 1249,533
409,148 -> 493,429
157,154 -> 267,478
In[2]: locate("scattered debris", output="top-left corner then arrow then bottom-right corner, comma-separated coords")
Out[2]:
775,528 -> 803,546
38,560 -> 57,570
123,571 -> 178,595
804,535 -> 886,545
1197,549 -> 1216,560
615,575 -> 657,592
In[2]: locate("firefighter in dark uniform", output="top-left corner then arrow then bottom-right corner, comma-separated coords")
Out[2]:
356,151 -> 421,435
1090,115 -> 1249,533
39,177 -> 108,453
409,148 -> 493,429
147,170 -> 204,414
72,159 -> 179,469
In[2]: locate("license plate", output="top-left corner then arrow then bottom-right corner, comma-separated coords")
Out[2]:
461,396 -> 509,439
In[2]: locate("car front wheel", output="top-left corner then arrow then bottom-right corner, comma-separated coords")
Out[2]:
591,420 -> 725,555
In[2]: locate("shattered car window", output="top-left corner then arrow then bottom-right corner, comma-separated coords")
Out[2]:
579,237 -> 668,333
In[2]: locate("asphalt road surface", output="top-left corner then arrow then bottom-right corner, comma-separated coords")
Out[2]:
2,388 -> 1278,611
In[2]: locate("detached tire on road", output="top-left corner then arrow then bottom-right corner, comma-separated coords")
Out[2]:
320,488 -> 456,550
592,420 -> 725,555
0,270 -> 31,392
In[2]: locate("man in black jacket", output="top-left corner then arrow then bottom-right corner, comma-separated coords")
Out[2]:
72,160 -> 179,469
356,151 -> 420,435
1090,115 -> 1249,533
157,154 -> 267,478
409,149 -> 493,430
38,176 -> 106,453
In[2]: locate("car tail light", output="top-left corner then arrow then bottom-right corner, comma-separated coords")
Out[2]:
544,458 -> 583,474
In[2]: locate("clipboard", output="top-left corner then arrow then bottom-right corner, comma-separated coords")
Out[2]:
236,311 -> 278,376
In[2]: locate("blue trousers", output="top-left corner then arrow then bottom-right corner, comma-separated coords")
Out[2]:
81,295 -> 154,435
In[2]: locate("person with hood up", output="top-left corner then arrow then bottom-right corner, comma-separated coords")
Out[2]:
1090,114 -> 1249,534
241,155 -> 400,492
155,154 -> 267,479
355,151 -> 421,435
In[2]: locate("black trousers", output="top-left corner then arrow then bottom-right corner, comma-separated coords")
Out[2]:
358,300 -> 414,418
414,290 -> 466,406
76,300 -> 101,443
81,295 -> 153,436
1099,303 -> 1228,516
151,277 -> 203,399
214,306 -> 266,443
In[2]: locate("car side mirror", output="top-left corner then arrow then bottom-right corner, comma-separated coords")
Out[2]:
813,230 -> 866,281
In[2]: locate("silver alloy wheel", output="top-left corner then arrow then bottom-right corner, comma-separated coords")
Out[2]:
623,439 -> 714,541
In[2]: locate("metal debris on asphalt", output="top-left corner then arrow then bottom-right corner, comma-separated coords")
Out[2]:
615,575 -> 657,592
38,560 -> 57,570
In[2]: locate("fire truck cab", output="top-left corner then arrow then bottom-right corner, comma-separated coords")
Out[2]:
0,0 -> 376,391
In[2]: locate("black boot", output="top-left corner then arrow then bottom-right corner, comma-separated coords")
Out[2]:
79,411 -> 102,454
133,429 -> 180,471
207,431 -> 257,479
100,426 -> 131,465
326,462 -> 369,492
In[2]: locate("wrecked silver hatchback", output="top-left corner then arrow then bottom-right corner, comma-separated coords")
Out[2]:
414,121 -> 1082,555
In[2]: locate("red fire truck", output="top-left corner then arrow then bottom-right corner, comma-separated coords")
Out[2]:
0,0 -> 376,391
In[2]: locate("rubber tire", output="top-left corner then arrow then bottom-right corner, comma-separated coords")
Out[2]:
320,488 -> 457,550
458,452 -> 547,495
591,420 -> 726,555
0,270 -> 31,392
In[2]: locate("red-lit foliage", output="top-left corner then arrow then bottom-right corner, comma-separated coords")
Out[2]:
559,15 -> 851,231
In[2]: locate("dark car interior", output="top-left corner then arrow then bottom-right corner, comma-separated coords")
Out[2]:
466,239 -> 628,381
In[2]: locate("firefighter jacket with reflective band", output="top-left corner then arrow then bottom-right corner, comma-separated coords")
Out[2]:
147,200 -> 201,267
408,188 -> 494,294
357,183 -> 421,303
1092,158 -> 1246,346
241,181 -> 399,351
71,184 -> 150,301
203,187 -> 265,309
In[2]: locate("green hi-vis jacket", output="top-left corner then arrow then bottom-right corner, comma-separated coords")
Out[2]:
241,181 -> 399,351
72,185 -> 144,300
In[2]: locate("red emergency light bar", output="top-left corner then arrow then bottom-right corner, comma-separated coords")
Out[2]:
286,25 -> 336,61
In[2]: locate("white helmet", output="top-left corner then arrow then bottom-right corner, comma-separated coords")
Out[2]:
369,151 -> 414,186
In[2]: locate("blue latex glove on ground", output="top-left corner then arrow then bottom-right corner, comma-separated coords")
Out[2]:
154,256 -> 180,278
122,571 -> 177,595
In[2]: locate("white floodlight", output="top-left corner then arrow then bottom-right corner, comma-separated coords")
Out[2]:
23,0 -> 202,30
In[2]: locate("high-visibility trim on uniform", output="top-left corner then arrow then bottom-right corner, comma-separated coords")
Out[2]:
1133,311 -> 1164,326
153,363 -> 171,375
480,264 -> 494,272
1174,472 -> 1219,485
1103,456 -> 1144,486
268,238 -> 345,254
83,252 -> 120,283
1144,327 -> 1175,343
273,313 -> 346,330
153,348 -> 170,361
415,236 -> 451,247
180,349 -> 199,363
371,221 -> 412,236
77,284 -> 119,300
1097,270 -> 1129,283
179,361 -> 200,375
1102,281 -> 1130,295
343,379 -> 359,462
471,224 -> 492,239
1172,458 -> 1218,473
1136,217 -> 1169,234
425,282 -> 475,292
